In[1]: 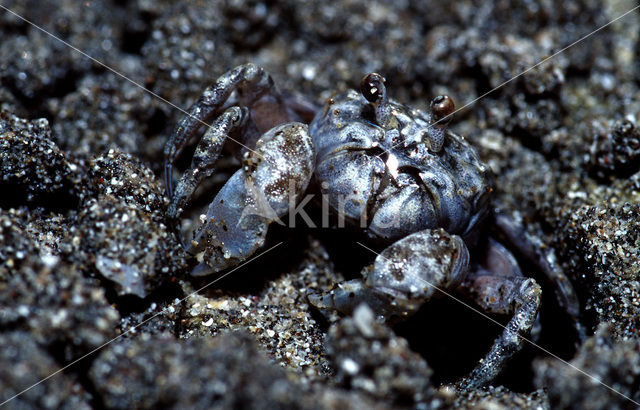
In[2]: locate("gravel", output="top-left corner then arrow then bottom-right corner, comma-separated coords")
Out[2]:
1,0 -> 639,408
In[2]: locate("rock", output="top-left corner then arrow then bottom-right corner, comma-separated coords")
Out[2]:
0,332 -> 90,409
0,111 -> 82,209
0,208 -> 120,361
71,149 -> 186,298
326,304 -> 436,406
534,323 -> 640,409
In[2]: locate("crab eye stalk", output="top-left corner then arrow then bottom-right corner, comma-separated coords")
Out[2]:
360,73 -> 386,103
421,95 -> 454,153
360,73 -> 393,128
430,95 -> 455,125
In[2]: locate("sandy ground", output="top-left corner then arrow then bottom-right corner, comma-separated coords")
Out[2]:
1,1 -> 640,408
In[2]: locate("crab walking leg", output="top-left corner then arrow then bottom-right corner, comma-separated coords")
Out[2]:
188,122 -> 315,276
167,106 -> 256,220
164,63 -> 292,196
456,272 -> 542,390
492,211 -> 583,340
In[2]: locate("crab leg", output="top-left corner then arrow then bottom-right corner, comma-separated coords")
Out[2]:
492,210 -> 584,341
164,63 -> 292,197
306,279 -> 400,321
167,106 -> 257,221
456,270 -> 542,390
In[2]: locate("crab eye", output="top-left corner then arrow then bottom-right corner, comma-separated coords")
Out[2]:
360,73 -> 386,103
430,95 -> 455,123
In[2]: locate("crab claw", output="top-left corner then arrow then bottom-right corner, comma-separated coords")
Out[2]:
189,122 -> 315,276
308,228 -> 470,321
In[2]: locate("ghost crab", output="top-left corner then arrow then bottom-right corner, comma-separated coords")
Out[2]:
164,63 -> 580,389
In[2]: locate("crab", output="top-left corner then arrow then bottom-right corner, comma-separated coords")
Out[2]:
163,63 -> 581,389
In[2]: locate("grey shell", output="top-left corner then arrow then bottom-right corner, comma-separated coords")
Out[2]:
309,90 -> 493,245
